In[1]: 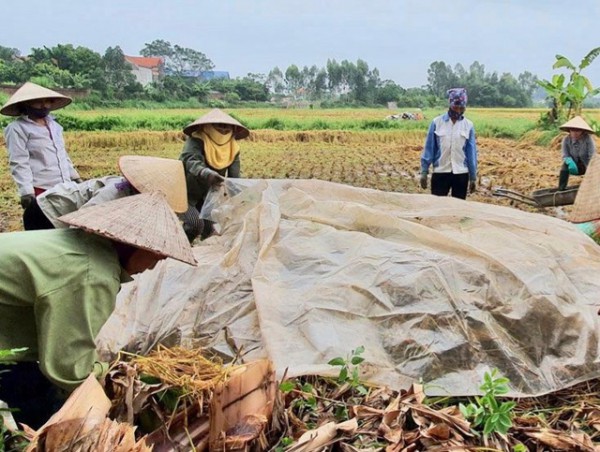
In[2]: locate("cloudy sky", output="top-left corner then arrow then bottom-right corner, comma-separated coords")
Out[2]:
2,0 -> 599,88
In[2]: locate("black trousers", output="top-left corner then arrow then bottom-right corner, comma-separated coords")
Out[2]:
431,172 -> 469,200
0,362 -> 66,429
22,199 -> 54,231
558,160 -> 587,191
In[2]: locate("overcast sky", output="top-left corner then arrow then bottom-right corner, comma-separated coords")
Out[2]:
2,0 -> 599,88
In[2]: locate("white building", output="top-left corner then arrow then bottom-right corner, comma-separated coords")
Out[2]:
124,56 -> 163,87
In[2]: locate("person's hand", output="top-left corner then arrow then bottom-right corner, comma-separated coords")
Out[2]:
20,194 -> 35,209
203,169 -> 225,187
564,157 -> 579,175
469,180 -> 476,194
419,172 -> 428,190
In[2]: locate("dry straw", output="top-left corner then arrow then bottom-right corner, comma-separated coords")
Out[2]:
132,345 -> 232,397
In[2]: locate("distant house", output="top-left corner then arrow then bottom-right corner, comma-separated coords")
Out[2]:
163,69 -> 230,81
124,56 -> 164,86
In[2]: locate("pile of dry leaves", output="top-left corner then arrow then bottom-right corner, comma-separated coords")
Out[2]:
13,346 -> 600,451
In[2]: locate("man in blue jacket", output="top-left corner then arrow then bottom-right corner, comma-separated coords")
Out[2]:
420,88 -> 478,199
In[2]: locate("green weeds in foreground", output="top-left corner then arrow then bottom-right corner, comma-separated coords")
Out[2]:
459,368 -> 516,437
0,348 -> 29,452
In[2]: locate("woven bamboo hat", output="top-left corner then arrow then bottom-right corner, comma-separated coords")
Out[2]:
0,82 -> 72,116
568,154 -> 600,223
119,156 -> 188,213
58,191 -> 197,265
559,116 -> 595,134
183,108 -> 250,139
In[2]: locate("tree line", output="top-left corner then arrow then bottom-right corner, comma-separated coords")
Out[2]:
0,40 -> 539,108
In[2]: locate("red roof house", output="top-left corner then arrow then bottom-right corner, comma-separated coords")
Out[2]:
124,56 -> 164,86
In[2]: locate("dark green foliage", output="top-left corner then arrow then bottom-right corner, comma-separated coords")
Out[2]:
459,369 -> 516,437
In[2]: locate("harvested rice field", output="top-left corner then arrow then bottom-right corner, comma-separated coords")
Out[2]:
0,121 -> 585,232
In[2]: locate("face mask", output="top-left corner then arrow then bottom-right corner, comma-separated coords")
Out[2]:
448,108 -> 464,121
24,105 -> 50,119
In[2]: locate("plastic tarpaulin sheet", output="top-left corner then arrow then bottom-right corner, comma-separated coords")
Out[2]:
97,179 -> 600,397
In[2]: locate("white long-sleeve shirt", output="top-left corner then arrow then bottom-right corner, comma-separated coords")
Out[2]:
420,113 -> 477,178
3,115 -> 80,196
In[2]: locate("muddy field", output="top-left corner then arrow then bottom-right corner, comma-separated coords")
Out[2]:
0,129 -> 576,232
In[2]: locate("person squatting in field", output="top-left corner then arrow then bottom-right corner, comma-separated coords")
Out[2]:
419,88 -> 478,200
557,115 -> 597,191
0,190 -> 197,428
179,108 -> 250,240
28,155 -> 200,240
1,82 -> 83,230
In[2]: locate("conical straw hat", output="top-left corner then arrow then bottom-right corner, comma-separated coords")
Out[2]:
559,116 -> 595,134
569,154 -> 600,223
183,108 -> 250,139
0,82 -> 72,116
119,156 -> 188,213
58,191 -> 197,265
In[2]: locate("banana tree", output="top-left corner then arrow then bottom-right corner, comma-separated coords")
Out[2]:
537,73 -> 568,121
538,46 -> 600,120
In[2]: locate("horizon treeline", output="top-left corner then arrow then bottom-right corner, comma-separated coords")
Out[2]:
0,41 -> 542,108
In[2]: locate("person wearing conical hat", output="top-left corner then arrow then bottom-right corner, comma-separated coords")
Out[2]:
1,82 -> 83,230
32,155 -> 190,230
179,108 -> 250,239
0,191 -> 196,428
557,116 -> 597,191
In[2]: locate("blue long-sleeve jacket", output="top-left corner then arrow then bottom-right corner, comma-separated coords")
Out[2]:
420,113 -> 477,180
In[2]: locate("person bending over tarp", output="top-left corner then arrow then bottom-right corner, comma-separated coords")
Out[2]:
0,191 -> 196,428
179,108 -> 250,239
25,155 -> 204,242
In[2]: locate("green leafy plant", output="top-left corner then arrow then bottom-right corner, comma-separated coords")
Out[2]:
0,348 -> 27,364
459,369 -> 516,437
279,380 -> 317,414
0,348 -> 29,452
327,346 -> 368,395
274,436 -> 294,452
537,47 -> 600,122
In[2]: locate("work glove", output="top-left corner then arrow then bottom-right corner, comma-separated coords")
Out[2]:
419,171 -> 428,190
564,157 -> 579,175
20,194 -> 35,209
202,169 -> 225,187
469,180 -> 476,194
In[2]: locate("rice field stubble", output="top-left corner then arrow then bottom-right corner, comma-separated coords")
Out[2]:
0,126 -> 573,232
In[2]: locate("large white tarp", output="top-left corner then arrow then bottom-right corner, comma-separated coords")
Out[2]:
97,179 -> 600,396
